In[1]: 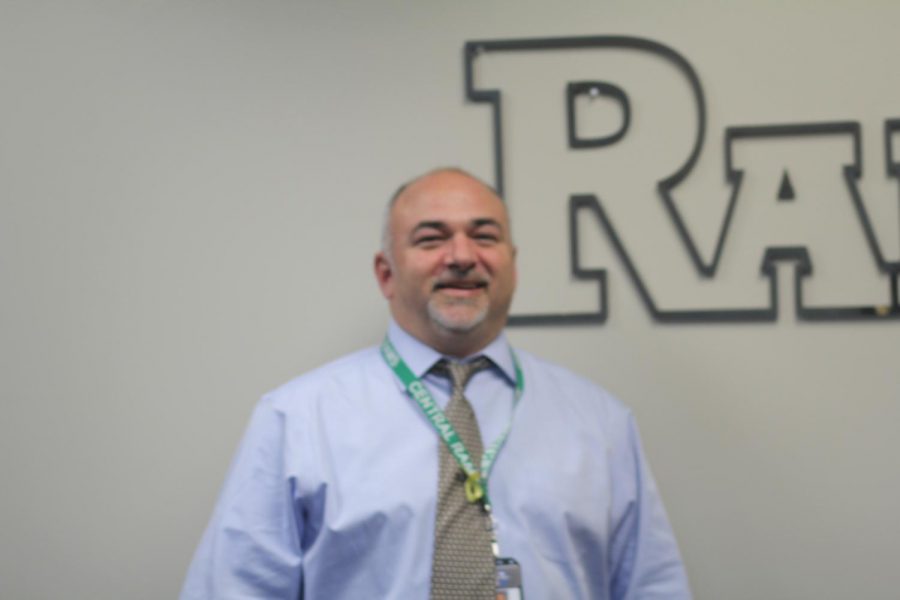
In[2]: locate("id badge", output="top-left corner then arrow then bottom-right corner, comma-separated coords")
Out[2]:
495,557 -> 523,599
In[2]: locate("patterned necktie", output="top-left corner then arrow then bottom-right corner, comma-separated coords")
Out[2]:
429,357 -> 496,600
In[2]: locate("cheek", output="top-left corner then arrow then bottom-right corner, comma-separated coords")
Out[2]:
485,252 -> 515,279
409,258 -> 442,282
396,266 -> 432,295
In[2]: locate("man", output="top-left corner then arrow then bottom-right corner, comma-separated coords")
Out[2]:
181,168 -> 691,599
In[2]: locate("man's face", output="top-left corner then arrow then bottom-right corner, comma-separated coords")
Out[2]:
374,170 -> 517,356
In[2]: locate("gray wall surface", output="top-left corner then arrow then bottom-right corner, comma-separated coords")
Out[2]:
2,1 -> 898,598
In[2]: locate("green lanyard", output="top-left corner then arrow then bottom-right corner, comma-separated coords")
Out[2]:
380,337 -> 524,506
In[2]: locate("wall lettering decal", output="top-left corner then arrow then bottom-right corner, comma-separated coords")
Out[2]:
464,35 -> 900,324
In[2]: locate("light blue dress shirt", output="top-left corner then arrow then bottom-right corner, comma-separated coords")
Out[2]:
181,321 -> 691,599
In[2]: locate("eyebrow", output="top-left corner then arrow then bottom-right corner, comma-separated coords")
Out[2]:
472,218 -> 502,229
411,221 -> 449,235
411,218 -> 503,235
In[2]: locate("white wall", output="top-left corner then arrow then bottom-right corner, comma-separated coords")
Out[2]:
1,2 -> 898,598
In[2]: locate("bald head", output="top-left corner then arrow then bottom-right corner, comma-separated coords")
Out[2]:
380,168 -> 504,262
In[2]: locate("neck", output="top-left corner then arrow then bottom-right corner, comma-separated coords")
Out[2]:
394,318 -> 501,358
430,332 -> 489,358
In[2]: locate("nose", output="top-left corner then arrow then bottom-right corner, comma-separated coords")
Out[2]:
445,233 -> 476,272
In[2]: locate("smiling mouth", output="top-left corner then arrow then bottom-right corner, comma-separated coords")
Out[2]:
433,281 -> 488,292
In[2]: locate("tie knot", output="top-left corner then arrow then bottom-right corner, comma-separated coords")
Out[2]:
432,356 -> 492,391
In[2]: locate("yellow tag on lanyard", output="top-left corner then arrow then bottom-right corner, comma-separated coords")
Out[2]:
464,472 -> 484,503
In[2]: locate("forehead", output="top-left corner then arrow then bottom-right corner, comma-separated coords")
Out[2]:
390,172 -> 509,231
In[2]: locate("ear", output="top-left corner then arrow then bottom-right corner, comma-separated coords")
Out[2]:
373,251 -> 394,299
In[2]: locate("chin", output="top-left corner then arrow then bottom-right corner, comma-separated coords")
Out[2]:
427,303 -> 488,334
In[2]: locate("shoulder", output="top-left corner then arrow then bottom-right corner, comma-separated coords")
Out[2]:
514,348 -> 619,399
513,348 -> 634,426
260,345 -> 394,415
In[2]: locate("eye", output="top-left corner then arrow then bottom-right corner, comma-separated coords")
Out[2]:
414,234 -> 446,247
472,230 -> 500,244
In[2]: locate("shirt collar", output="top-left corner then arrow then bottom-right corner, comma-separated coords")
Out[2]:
386,319 -> 517,386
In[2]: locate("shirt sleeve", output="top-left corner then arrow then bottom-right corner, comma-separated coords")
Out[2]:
609,412 -> 692,600
180,396 -> 303,600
